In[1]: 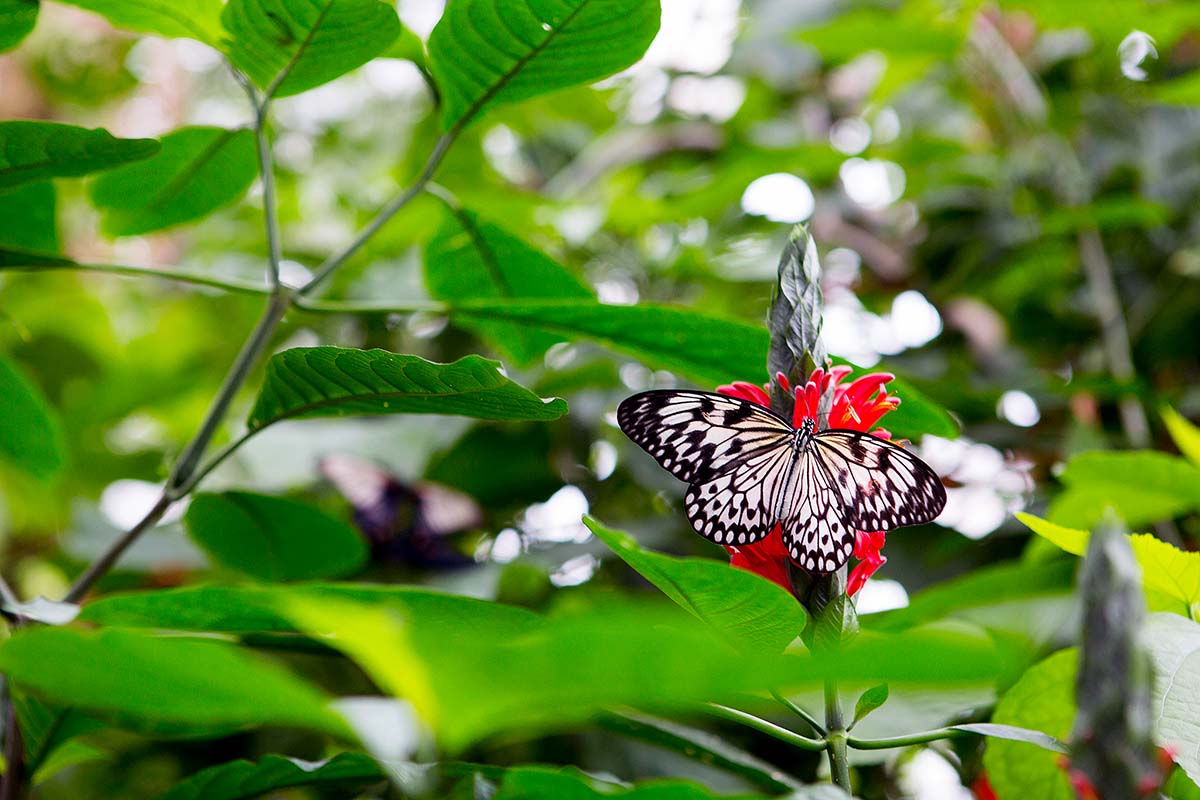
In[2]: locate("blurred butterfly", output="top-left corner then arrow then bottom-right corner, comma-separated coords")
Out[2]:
319,454 -> 482,568
617,391 -> 947,573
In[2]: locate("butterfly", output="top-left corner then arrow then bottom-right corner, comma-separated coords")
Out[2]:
617,390 -> 947,573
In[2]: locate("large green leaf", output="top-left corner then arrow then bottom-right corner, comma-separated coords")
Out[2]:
0,0 -> 37,52
1144,613 -> 1200,784
0,355 -> 65,479
88,126 -> 256,236
159,752 -> 385,800
246,348 -> 568,431
585,516 -> 805,656
56,0 -> 223,43
424,208 -> 591,365
1164,407 -> 1200,469
428,0 -> 661,130
222,0 -> 401,97
185,492 -> 368,582
425,424 -> 560,507
0,121 -> 158,192
0,627 -> 350,737
983,649 -> 1077,800
0,181 -> 57,251
490,766 -> 840,800
1047,451 -> 1200,529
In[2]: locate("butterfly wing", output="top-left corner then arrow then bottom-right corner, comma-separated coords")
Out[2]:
811,430 -> 948,532
618,391 -> 796,546
780,453 -> 857,572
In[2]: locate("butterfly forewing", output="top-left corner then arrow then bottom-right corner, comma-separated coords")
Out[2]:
684,444 -> 794,545
781,455 -> 856,572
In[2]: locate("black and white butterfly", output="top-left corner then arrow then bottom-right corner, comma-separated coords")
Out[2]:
617,390 -> 947,573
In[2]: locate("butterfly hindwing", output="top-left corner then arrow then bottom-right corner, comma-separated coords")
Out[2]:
781,454 -> 856,572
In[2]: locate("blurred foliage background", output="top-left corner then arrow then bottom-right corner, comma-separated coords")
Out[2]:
2,0 -> 1200,797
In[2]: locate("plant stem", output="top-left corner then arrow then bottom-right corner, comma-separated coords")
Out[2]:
0,575 -> 17,610
847,727 -> 966,750
771,688 -> 826,736
1,262 -> 270,296
64,493 -> 173,603
702,703 -> 826,752
824,680 -> 851,791
252,111 -> 283,288
0,682 -> 23,800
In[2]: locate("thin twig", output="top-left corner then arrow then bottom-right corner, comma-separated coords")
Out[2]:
771,688 -> 826,736
701,703 -> 826,752
847,727 -> 966,750
1,262 -> 270,296
64,493 -> 173,603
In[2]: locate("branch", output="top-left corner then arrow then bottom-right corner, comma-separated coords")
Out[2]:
847,727 -> 966,750
64,493 -> 172,603
701,703 -> 826,752
1,261 -> 270,296
824,681 -> 851,790
771,688 -> 826,736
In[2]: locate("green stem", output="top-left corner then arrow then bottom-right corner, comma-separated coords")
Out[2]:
252,109 -> 283,288
824,680 -> 851,790
847,727 -> 967,750
771,688 -> 826,736
0,262 -> 270,296
702,703 -> 826,752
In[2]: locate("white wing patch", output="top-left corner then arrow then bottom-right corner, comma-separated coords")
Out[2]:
781,456 -> 856,573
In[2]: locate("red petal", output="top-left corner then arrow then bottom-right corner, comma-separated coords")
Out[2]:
718,381 -> 770,407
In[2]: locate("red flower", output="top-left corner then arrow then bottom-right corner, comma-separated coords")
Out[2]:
715,367 -> 901,596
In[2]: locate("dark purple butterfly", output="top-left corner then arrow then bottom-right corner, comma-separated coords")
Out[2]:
319,454 -> 482,568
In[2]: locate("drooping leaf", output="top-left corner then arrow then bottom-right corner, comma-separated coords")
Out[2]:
246,348 -> 568,431
767,225 -> 826,413
491,766 -> 841,800
428,0 -> 661,130
982,648 -> 1078,800
185,492 -> 368,582
851,683 -> 888,729
0,627 -> 350,737
1163,407 -> 1200,468
158,752 -> 385,800
89,126 -> 257,236
0,121 -> 158,192
0,354 -> 65,479
55,0 -> 223,43
0,181 -> 57,251
222,0 -> 402,97
0,0 -> 37,53
586,516 -> 805,656
423,207 -> 591,365
1046,450 -> 1200,529
1017,514 -> 1200,615
10,692 -> 104,775
425,424 -> 560,507
1144,613 -> 1200,784
953,723 -> 1069,754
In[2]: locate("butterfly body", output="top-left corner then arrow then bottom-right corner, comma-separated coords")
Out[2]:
617,390 -> 947,574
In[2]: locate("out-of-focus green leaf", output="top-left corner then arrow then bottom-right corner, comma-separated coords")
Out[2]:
185,492 -> 368,582
246,348 -> 568,431
425,424 -> 559,507
1167,768 -> 1200,800
1040,197 -> 1169,236
1163,407 -> 1200,468
1144,613 -> 1200,784
11,692 -> 104,776
428,0 -> 660,130
851,684 -> 888,729
954,722 -> 1069,754
491,766 -> 839,799
586,516 -> 805,656
1047,451 -> 1200,529
1156,71 -> 1200,105
0,355 -> 65,479
0,627 -> 351,737
424,207 -> 591,365
0,245 -> 72,267
89,126 -> 256,236
983,648 -> 1077,800
0,181 -> 57,251
56,0 -> 223,44
0,0 -> 37,52
872,371 -> 959,440
222,0 -> 401,97
1018,514 -> 1200,614
0,121 -> 158,192
158,752 -> 385,800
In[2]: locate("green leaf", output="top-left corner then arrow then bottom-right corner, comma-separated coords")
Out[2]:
185,492 -> 367,582
1164,407 -> 1200,468
1047,450 -> 1200,529
55,0 -> 223,43
490,766 -> 839,799
982,649 -> 1077,800
796,8 -> 960,62
954,722 -> 1069,754
158,752 -> 385,800
247,348 -> 568,431
222,0 -> 402,98
851,684 -> 888,729
425,424 -> 559,508
0,0 -> 37,53
0,181 -> 57,251
0,121 -> 159,192
585,516 -> 806,656
870,373 -> 959,440
428,0 -> 661,130
424,207 -> 591,366
10,692 -> 104,776
0,355 -> 65,479
0,627 -> 350,737
1017,514 -> 1200,614
1144,613 -> 1200,784
88,126 -> 256,236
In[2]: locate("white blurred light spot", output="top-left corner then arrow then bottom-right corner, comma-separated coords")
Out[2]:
278,260 -> 313,287
998,390 -> 1041,427
872,107 -> 901,144
890,290 -> 943,348
620,363 -> 653,391
556,205 -> 605,245
490,529 -> 523,563
406,312 -> 448,339
597,276 -> 640,305
854,579 -> 909,614
829,117 -> 871,155
839,158 -> 905,210
333,697 -> 420,764
590,441 -> 619,480
172,39 -> 223,73
898,750 -> 972,800
636,0 -> 741,75
100,480 -> 184,530
482,124 -> 532,185
938,486 -> 1008,540
522,486 -> 591,544
741,173 -> 815,223
1119,30 -> 1157,81
363,59 -> 427,98
551,554 -> 599,587
667,75 -> 746,122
